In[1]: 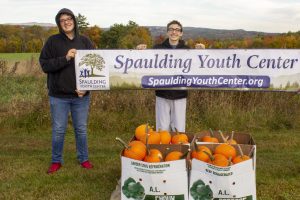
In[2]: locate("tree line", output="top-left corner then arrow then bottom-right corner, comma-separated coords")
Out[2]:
1,14 -> 300,53
189,31 -> 300,49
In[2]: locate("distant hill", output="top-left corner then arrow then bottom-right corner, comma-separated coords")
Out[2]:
146,26 -> 279,40
272,73 -> 300,89
4,22 -> 56,27
1,22 -> 279,40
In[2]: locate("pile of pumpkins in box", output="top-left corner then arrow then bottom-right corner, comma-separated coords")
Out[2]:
116,124 -> 254,167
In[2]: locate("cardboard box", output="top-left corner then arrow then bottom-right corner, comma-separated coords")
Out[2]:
195,130 -> 255,145
121,144 -> 190,200
189,143 -> 256,200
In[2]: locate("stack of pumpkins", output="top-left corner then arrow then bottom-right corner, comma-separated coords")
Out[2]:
117,125 -> 253,167
191,130 -> 253,167
116,124 -> 190,163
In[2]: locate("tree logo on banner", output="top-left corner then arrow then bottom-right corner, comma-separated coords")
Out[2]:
79,53 -> 106,78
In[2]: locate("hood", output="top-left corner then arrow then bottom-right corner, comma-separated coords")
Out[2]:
55,8 -> 78,37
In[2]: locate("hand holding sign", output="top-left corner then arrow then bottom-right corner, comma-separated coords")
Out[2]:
136,44 -> 147,50
66,48 -> 77,61
75,89 -> 86,98
195,43 -> 205,49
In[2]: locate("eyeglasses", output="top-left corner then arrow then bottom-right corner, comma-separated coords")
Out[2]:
59,17 -> 73,24
167,28 -> 182,32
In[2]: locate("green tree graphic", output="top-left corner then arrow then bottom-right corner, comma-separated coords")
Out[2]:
79,53 -> 105,76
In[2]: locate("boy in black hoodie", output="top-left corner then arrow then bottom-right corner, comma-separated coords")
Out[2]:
39,8 -> 94,174
153,20 -> 189,133
137,20 -> 200,133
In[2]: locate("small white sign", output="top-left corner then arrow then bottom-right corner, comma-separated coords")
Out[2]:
75,50 -> 110,90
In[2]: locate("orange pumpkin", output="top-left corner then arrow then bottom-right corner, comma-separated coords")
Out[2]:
232,155 -> 250,164
124,140 -> 147,161
135,124 -> 153,140
227,139 -> 237,145
116,138 -> 146,161
232,144 -> 250,164
165,149 -> 190,161
214,143 -> 237,159
143,149 -> 163,163
191,145 -> 212,162
208,153 -> 230,167
165,151 -> 183,161
140,131 -> 161,144
200,129 -> 219,143
201,135 -> 219,143
227,131 -> 237,144
171,132 -> 189,144
159,129 -> 171,144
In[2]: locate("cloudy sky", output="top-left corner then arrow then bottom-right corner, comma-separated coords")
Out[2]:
1,0 -> 299,33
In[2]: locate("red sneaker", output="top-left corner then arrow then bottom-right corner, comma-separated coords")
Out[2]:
47,163 -> 62,174
81,160 -> 93,169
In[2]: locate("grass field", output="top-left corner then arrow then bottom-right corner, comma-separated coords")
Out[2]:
0,69 -> 300,199
1,122 -> 299,200
0,53 -> 39,61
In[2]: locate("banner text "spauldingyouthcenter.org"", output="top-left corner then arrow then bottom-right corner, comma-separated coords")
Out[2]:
142,75 -> 270,88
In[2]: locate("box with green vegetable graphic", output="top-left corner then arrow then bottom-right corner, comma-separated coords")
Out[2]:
121,145 -> 189,200
189,144 -> 256,200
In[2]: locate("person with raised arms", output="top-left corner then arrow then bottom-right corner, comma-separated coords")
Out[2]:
136,20 -> 205,133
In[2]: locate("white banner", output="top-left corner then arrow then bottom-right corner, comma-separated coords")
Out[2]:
75,49 -> 300,91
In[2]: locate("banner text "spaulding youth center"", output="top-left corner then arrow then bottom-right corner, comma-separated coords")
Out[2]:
114,53 -> 299,74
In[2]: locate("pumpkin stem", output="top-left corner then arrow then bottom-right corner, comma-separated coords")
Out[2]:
145,123 -> 150,155
209,128 -> 214,137
228,156 -> 232,166
158,155 -> 163,162
174,127 -> 179,135
193,139 -> 199,152
180,149 -> 190,159
237,144 -> 244,157
231,131 -> 235,140
115,137 -> 129,149
248,146 -> 255,157
203,150 -> 214,161
165,147 -> 171,158
219,130 -> 227,142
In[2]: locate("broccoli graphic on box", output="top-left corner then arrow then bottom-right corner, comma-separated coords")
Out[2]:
122,177 -> 145,200
190,179 -> 213,200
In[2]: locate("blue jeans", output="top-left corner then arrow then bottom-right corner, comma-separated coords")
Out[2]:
49,95 -> 90,163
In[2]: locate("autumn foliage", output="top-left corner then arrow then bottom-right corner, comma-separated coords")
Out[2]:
1,21 -> 300,53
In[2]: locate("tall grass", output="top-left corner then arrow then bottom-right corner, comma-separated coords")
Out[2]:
87,90 -> 300,134
1,70 -> 300,199
0,53 -> 39,61
187,90 -> 300,131
2,76 -> 300,133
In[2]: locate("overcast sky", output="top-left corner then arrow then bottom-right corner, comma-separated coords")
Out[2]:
1,0 -> 299,33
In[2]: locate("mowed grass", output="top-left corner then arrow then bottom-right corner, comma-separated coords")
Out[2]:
253,130 -> 300,200
0,127 -> 121,200
0,127 -> 299,200
0,74 -> 300,199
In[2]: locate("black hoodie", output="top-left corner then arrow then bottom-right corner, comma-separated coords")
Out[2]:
39,8 -> 94,98
153,39 -> 189,100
